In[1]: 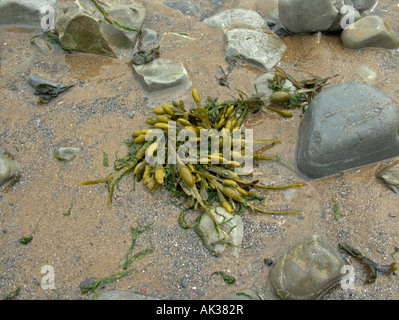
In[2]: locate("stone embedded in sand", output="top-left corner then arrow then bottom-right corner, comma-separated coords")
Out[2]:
377,163 -> 399,194
269,234 -> 345,300
54,0 -> 146,59
0,0 -> 56,29
296,82 -> 399,179
225,29 -> 286,72
163,0 -> 202,18
341,16 -> 399,50
197,206 -> 243,258
203,9 -> 269,31
132,59 -> 191,93
0,150 -> 21,186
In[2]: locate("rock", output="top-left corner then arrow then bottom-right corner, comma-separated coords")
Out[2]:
55,147 -> 81,162
296,82 -> 399,179
341,16 -> 399,50
164,0 -> 202,18
251,72 -> 295,99
377,163 -> 399,194
350,0 -> 377,12
0,0 -> 56,29
203,9 -> 269,31
197,206 -> 243,258
0,151 -> 21,186
98,291 -> 160,300
132,59 -> 191,93
54,0 -> 146,59
278,0 -> 364,33
225,29 -> 286,72
27,73 -> 74,104
269,234 -> 345,300
221,289 -> 260,300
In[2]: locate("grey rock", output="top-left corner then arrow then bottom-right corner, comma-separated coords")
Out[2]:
203,9 -> 269,31
221,289 -> 260,300
278,0 -> 362,33
296,82 -> 399,179
0,0 -> 56,29
377,163 -> 399,194
225,29 -> 286,72
350,0 -> 377,12
197,206 -> 243,258
55,0 -> 146,59
98,291 -> 160,300
269,234 -> 345,300
0,150 -> 21,186
55,147 -> 81,162
132,59 -> 191,93
164,0 -> 202,18
252,72 -> 295,99
341,16 -> 399,49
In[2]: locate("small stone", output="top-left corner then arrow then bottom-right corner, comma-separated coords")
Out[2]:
377,163 -> 399,194
163,0 -> 202,18
0,150 -> 21,186
296,82 -> 399,179
269,234 -> 345,300
350,0 -> 378,13
341,16 -> 399,49
55,147 -> 81,162
132,59 -> 191,93
225,29 -> 286,72
197,206 -> 243,258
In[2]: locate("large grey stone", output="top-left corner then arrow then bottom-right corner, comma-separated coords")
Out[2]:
341,16 -> 399,50
296,82 -> 399,179
225,29 -> 286,72
0,150 -> 21,186
55,0 -> 146,59
269,234 -> 345,300
0,0 -> 56,28
132,59 -> 191,93
203,9 -> 269,31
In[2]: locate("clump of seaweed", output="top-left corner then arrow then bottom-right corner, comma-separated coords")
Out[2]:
81,89 -> 303,237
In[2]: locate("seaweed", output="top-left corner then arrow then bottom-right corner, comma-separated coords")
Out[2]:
211,271 -> 235,284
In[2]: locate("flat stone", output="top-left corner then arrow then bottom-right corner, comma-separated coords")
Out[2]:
203,9 -> 269,31
98,291 -> 160,300
341,16 -> 399,49
197,206 -> 243,258
225,29 -> 286,72
55,0 -> 146,59
296,82 -> 399,179
377,163 -> 399,194
55,147 -> 81,162
0,150 -> 21,186
0,0 -> 56,29
132,59 -> 191,93
269,234 -> 345,300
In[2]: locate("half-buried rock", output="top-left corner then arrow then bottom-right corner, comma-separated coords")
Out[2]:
296,82 -> 399,179
269,234 -> 345,300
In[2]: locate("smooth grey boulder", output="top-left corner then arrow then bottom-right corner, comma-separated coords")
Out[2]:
225,29 -> 286,72
55,0 -> 146,59
377,163 -> 399,194
341,16 -> 399,49
133,59 -> 191,93
269,234 -> 345,300
197,206 -> 243,258
0,0 -> 56,28
203,9 -> 269,31
98,291 -> 160,300
296,82 -> 399,179
0,150 -> 21,186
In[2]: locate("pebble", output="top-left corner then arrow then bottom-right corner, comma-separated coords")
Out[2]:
269,234 -> 345,300
377,163 -> 399,194
55,147 -> 81,162
0,150 -> 21,186
341,16 -> 399,50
